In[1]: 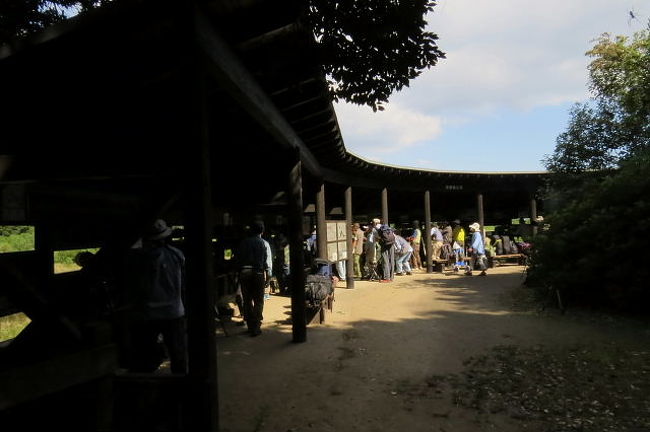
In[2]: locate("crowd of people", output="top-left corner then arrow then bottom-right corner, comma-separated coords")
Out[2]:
345,217 -> 490,282
67,215 -> 537,372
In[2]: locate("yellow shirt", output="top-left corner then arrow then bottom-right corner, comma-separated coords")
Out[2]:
452,227 -> 465,244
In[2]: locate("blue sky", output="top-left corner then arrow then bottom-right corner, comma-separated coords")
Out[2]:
334,0 -> 650,173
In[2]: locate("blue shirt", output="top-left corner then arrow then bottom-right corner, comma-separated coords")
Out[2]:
394,235 -> 413,254
131,244 -> 185,320
470,231 -> 485,255
263,239 -> 273,276
237,235 -> 268,272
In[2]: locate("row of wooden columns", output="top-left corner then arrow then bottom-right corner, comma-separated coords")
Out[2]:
311,186 -> 539,277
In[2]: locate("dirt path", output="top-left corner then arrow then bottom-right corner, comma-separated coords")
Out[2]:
216,266 -> 650,432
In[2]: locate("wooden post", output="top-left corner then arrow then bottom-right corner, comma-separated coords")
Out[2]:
345,186 -> 355,289
424,190 -> 433,273
530,195 -> 538,238
288,151 -> 307,343
477,193 -> 485,239
185,16 -> 218,429
316,183 -> 327,260
381,188 -> 389,226
34,222 -> 54,283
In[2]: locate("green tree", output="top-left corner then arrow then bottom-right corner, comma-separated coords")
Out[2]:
0,1 -> 104,44
306,0 -> 445,111
529,29 -> 650,311
545,30 -> 650,173
527,149 -> 650,310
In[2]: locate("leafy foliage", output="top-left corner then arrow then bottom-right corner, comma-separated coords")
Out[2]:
532,29 -> 650,311
306,0 -> 445,111
528,149 -> 650,310
0,1 -> 104,45
545,31 -> 650,173
0,226 -> 35,252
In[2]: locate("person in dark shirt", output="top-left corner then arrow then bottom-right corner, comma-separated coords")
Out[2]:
236,221 -> 268,337
127,218 -> 187,373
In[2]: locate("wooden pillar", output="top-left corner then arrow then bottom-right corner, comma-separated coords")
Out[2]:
184,34 -> 218,432
530,195 -> 538,238
288,151 -> 307,343
424,190 -> 433,273
381,188 -> 389,226
316,183 -> 327,259
34,222 -> 54,283
345,186 -> 355,289
477,192 -> 485,238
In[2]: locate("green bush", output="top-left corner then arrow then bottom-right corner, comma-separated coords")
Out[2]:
527,150 -> 650,311
0,226 -> 35,253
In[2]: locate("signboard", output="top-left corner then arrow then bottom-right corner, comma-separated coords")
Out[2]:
326,220 -> 347,262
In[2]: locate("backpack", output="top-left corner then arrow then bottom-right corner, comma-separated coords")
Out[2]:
493,235 -> 504,255
500,235 -> 518,254
304,274 -> 333,307
378,225 -> 395,246
440,243 -> 453,260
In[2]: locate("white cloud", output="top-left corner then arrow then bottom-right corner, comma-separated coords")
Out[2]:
391,0 -> 648,114
333,0 -> 650,170
334,102 -> 443,155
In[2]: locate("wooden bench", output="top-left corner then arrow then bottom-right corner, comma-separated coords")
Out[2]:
489,254 -> 527,267
306,291 -> 334,324
431,258 -> 451,272
306,277 -> 335,325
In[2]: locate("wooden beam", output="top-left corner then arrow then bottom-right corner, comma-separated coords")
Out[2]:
193,8 -> 322,178
279,93 -> 327,112
316,183 -> 327,260
303,129 -> 339,144
530,195 -> 538,238
424,191 -> 433,273
345,186 -> 354,289
237,23 -> 299,51
286,107 -> 333,125
477,193 -> 485,238
293,119 -> 336,135
0,344 -> 117,410
185,23 -> 218,431
269,78 -> 319,96
287,151 -> 307,343
381,188 -> 388,226
0,259 -> 82,341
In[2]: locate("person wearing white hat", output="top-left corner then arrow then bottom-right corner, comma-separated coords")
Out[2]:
466,222 -> 487,276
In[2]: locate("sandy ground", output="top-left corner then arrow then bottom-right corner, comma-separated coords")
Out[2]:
216,266 -> 650,432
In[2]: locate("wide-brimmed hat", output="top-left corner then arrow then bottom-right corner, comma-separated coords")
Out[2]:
469,222 -> 480,231
452,219 -> 461,225
372,218 -> 381,224
145,219 -> 173,240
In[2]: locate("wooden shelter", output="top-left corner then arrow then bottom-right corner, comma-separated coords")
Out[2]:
0,1 -> 547,430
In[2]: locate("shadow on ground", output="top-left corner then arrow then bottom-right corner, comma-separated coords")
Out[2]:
215,267 -> 650,432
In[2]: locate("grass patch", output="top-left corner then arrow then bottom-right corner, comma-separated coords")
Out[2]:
53,248 -> 100,273
0,312 -> 31,342
0,226 -> 35,253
